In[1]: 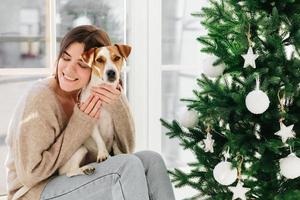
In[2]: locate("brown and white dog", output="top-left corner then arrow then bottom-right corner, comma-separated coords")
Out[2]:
58,44 -> 131,177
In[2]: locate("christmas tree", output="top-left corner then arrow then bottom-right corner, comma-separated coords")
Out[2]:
161,0 -> 300,199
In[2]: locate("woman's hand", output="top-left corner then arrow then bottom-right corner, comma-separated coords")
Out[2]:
91,83 -> 122,105
79,94 -> 102,119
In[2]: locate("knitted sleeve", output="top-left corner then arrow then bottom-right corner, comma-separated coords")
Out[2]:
14,91 -> 97,188
103,92 -> 136,154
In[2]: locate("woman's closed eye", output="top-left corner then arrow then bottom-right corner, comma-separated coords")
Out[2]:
78,61 -> 90,68
62,56 -> 70,61
62,53 -> 71,61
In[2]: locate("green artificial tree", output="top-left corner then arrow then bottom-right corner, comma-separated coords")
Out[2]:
161,0 -> 300,199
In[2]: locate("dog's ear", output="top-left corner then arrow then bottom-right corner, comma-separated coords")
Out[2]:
114,44 -> 131,60
81,48 -> 96,67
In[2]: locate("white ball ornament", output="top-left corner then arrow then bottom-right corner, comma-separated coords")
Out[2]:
213,161 -> 238,185
245,76 -> 270,114
178,108 -> 199,128
201,54 -> 225,78
245,90 -> 270,114
279,153 -> 300,179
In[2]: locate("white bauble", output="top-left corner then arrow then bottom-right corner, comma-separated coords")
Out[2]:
279,153 -> 300,179
201,54 -> 225,78
245,89 -> 270,114
178,109 -> 199,128
213,161 -> 238,185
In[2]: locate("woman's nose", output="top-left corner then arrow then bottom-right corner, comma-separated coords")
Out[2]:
64,61 -> 77,73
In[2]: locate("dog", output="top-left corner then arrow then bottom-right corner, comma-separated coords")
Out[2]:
58,44 -> 131,177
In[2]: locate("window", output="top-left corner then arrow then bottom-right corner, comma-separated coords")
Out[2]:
161,0 -> 210,169
0,2 -> 46,69
160,0 -> 210,198
56,0 -> 125,45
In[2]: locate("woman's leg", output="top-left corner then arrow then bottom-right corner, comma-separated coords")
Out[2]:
134,150 -> 176,200
40,154 -> 150,200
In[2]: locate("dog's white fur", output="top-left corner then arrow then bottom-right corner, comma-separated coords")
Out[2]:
58,44 -> 131,177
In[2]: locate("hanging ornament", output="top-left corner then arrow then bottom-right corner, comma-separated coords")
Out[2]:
222,147 -> 231,160
201,54 -> 225,78
242,47 -> 259,69
178,108 -> 199,128
213,148 -> 237,185
228,180 -> 250,200
245,76 -> 270,114
279,152 -> 300,179
213,161 -> 237,185
274,120 -> 296,143
274,92 -> 296,143
203,126 -> 214,153
242,25 -> 259,69
228,155 -> 250,200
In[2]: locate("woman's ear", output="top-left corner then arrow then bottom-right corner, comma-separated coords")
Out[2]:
81,48 -> 96,67
114,44 -> 131,59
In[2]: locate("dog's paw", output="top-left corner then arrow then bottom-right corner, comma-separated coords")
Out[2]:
82,166 -> 95,175
97,149 -> 109,163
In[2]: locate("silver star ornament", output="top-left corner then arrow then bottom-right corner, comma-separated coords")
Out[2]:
242,47 -> 259,68
274,122 -> 296,143
228,180 -> 250,200
203,132 -> 214,153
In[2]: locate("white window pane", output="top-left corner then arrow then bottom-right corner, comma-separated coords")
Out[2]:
162,0 -> 209,65
56,0 -> 125,44
0,2 -> 47,68
161,70 -> 202,168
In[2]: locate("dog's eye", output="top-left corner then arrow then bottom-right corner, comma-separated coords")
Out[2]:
114,56 -> 121,62
96,57 -> 105,63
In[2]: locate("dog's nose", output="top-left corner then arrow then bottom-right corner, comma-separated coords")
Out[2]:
106,70 -> 116,82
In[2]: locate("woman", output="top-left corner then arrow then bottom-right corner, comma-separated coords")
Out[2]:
5,25 -> 176,200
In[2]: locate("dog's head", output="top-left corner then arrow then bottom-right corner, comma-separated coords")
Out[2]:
81,44 -> 131,86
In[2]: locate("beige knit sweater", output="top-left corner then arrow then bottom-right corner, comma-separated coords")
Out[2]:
5,77 -> 135,200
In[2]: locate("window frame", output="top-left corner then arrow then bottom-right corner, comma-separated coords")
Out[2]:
127,0 -> 162,152
128,0 -> 202,154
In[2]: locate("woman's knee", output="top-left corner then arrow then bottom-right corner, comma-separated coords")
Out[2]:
134,150 -> 166,168
116,154 -> 145,173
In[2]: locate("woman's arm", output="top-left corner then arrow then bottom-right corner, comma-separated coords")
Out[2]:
92,84 -> 135,154
14,96 -> 97,188
105,92 -> 136,154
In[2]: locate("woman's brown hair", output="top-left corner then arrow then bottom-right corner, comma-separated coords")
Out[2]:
54,25 -> 112,79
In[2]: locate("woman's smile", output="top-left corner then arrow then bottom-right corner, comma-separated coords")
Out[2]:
62,72 -> 78,81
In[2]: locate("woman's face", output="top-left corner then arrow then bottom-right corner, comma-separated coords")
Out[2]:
57,42 -> 91,92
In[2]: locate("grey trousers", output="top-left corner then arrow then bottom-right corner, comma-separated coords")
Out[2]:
40,150 -> 176,200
